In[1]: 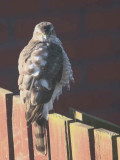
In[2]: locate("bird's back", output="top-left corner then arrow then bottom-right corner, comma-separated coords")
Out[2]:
18,40 -> 63,122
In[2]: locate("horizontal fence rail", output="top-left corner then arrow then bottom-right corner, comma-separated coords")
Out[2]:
0,88 -> 120,160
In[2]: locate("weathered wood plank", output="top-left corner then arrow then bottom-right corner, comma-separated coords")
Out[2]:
94,128 -> 118,160
49,113 -> 72,160
69,107 -> 120,133
70,122 -> 94,160
117,137 -> 120,160
0,88 -> 13,160
12,95 -> 30,160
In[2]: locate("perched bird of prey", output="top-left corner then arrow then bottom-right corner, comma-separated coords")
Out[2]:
18,21 -> 74,155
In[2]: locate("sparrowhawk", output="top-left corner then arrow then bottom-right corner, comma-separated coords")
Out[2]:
18,21 -> 74,155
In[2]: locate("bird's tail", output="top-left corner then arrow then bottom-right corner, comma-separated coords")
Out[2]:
34,119 -> 47,155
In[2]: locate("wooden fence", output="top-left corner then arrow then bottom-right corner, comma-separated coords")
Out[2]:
0,88 -> 120,160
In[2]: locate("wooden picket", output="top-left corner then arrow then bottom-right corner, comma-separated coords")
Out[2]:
68,107 -> 120,133
0,88 -> 13,160
117,137 -> 120,160
12,96 -> 30,160
94,129 -> 118,160
0,88 -> 120,160
48,114 -> 72,160
69,122 -> 94,160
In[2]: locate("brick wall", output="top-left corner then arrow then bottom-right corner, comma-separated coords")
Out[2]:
0,0 -> 120,125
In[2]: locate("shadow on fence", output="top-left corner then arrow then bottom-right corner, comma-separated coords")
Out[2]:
0,88 -> 120,160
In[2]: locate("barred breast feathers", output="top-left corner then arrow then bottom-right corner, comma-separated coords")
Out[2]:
48,35 -> 74,100
18,34 -> 74,120
42,36 -> 74,120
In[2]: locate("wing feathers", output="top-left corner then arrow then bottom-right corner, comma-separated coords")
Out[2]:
18,42 -> 63,106
18,41 -> 63,126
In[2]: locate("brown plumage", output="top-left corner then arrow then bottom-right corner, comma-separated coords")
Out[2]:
18,22 -> 74,155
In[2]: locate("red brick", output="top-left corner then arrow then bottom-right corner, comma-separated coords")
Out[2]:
47,0 -> 110,9
85,103 -> 120,125
15,19 -> 40,40
54,89 -> 116,114
117,36 -> 120,51
0,48 -> 21,69
64,36 -> 116,60
0,23 -> 8,42
96,111 -> 120,126
87,61 -> 120,84
0,0 -> 41,17
85,9 -> 120,31
79,37 -> 116,58
15,14 -> 80,40
44,14 -> 80,34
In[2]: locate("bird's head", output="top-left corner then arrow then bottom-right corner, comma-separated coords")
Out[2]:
33,22 -> 56,41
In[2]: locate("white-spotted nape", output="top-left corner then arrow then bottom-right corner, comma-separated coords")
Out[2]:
32,49 -> 41,56
20,90 -> 30,104
34,25 -> 40,33
43,52 -> 48,57
30,31 -> 74,120
23,74 -> 31,84
32,68 -> 40,77
41,79 -> 50,90
34,56 -> 41,61
40,60 -> 47,66
47,35 -> 74,96
32,55 -> 42,65
38,48 -> 43,51
46,43 -> 50,46
29,63 -> 34,69
40,34 -> 74,119
24,64 -> 33,74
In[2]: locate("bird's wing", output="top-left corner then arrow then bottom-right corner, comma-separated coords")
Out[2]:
18,41 -> 63,123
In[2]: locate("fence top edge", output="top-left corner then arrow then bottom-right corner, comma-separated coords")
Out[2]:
13,95 -> 26,108
13,95 -> 20,98
0,87 -> 13,94
69,107 -> 120,130
94,128 -> 119,136
49,113 -> 72,121
70,122 -> 94,129
117,136 -> 120,140
13,95 -> 20,103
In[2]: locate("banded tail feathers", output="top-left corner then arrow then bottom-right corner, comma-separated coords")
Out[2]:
34,119 -> 47,155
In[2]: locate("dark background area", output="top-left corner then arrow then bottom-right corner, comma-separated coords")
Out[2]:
0,0 -> 120,125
